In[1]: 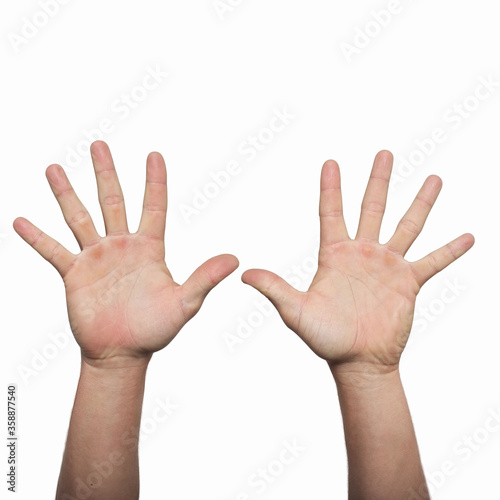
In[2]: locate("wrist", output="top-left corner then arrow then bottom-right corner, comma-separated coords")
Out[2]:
80,355 -> 150,390
329,360 -> 401,392
81,352 -> 152,371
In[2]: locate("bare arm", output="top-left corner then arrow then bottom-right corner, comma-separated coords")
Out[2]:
56,360 -> 149,499
242,151 -> 474,499
332,366 -> 428,499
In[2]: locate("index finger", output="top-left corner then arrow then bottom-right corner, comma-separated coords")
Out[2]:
137,151 -> 167,242
411,233 -> 475,286
319,160 -> 349,246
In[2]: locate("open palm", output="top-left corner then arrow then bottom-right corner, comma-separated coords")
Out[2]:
14,141 -> 238,366
242,151 -> 474,372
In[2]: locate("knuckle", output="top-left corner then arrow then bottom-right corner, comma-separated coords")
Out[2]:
48,243 -> 61,262
361,200 -> 385,216
101,195 -> 124,207
31,230 -> 44,247
427,253 -> 440,273
320,208 -> 343,218
446,242 -> 458,259
67,210 -> 89,226
143,203 -> 165,212
398,217 -> 420,236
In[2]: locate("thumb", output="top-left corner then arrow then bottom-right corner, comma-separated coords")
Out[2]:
241,269 -> 303,330
180,254 -> 239,317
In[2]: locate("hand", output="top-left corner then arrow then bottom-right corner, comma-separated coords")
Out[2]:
242,151 -> 474,375
14,141 -> 239,368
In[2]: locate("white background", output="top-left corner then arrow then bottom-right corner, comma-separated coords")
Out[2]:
1,0 -> 499,498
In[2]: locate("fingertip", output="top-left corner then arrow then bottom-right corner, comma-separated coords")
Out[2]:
322,159 -> 339,175
13,216 -> 27,233
323,159 -> 338,168
90,141 -> 113,166
206,253 -> 240,282
450,233 -> 476,262
13,217 -> 38,244
146,151 -> 167,182
427,174 -> 443,189
377,149 -> 394,162
241,269 -> 274,290
45,164 -> 64,183
321,160 -> 341,190
463,232 -> 475,249
428,174 -> 442,183
90,140 -> 108,156
182,254 -> 241,309
220,253 -> 240,274
229,253 -> 240,269
148,151 -> 165,163
241,268 -> 257,284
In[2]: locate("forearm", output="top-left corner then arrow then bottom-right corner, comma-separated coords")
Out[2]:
331,364 -> 429,500
56,356 -> 150,500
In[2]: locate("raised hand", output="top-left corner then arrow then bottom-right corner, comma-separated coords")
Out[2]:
242,150 -> 474,373
14,141 -> 238,367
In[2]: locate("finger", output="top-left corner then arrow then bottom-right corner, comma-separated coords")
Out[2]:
138,152 -> 167,241
46,164 -> 101,249
241,269 -> 304,331
411,233 -> 475,286
386,175 -> 442,256
180,254 -> 239,317
319,160 -> 349,246
90,141 -> 129,235
13,217 -> 76,277
356,150 -> 393,241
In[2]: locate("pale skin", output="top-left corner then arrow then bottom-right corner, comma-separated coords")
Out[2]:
242,150 -> 474,500
13,141 -> 239,500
